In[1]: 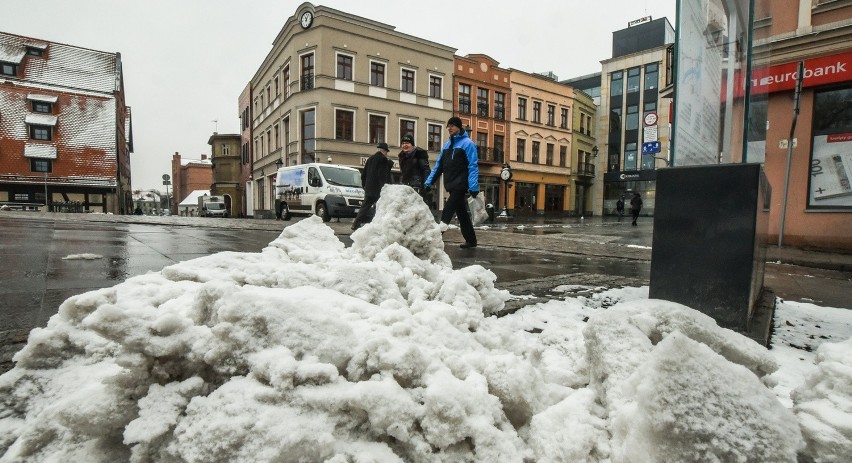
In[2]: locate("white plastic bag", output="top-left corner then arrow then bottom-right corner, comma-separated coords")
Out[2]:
467,195 -> 488,226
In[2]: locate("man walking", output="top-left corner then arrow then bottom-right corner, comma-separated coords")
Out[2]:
398,133 -> 431,206
424,117 -> 479,249
630,192 -> 643,226
352,142 -> 393,230
616,195 -> 625,221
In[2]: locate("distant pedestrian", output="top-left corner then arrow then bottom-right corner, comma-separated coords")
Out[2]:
134,206 -> 143,215
616,196 -> 625,221
398,133 -> 431,206
424,117 -> 479,249
630,192 -> 642,226
352,142 -> 393,230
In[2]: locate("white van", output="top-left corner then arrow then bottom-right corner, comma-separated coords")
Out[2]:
274,163 -> 364,221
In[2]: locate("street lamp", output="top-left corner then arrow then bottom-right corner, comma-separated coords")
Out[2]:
498,163 -> 512,219
591,145 -> 599,157
464,124 -> 472,135
162,174 -> 171,215
275,158 -> 284,169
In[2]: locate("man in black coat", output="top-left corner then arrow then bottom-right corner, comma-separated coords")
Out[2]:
630,192 -> 642,226
352,142 -> 393,230
398,133 -> 431,205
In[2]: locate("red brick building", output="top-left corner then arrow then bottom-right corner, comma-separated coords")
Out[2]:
170,152 -> 212,215
0,32 -> 132,213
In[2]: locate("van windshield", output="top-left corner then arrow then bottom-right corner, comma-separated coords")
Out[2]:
319,166 -> 362,188
206,203 -> 224,210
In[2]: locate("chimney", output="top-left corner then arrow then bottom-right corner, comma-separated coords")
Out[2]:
201,154 -> 207,161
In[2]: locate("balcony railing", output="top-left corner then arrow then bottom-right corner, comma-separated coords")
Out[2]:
301,74 -> 314,91
576,162 -> 596,176
475,146 -> 504,164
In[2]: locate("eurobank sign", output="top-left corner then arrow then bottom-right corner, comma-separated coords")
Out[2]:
729,51 -> 852,98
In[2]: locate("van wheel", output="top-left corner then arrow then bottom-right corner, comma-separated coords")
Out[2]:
279,203 -> 291,221
316,202 -> 331,222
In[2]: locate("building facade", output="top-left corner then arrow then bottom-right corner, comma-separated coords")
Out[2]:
208,133 -> 243,217
507,69 -> 575,216
595,18 -> 675,217
453,54 -> 511,212
745,0 -> 852,249
0,32 -> 133,213
170,153 -> 212,215
238,83 -> 253,217
247,2 -> 455,217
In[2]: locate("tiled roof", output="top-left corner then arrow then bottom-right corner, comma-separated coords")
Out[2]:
0,32 -> 117,94
24,143 -> 57,159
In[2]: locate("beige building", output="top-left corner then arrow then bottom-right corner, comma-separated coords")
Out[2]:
248,2 -> 455,217
570,88 -> 597,215
507,70 -> 575,216
208,133 -> 243,217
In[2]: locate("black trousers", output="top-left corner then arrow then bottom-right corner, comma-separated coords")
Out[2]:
353,195 -> 379,227
631,209 -> 640,224
441,190 -> 476,245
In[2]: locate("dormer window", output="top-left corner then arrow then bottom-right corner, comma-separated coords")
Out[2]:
26,47 -> 43,57
33,101 -> 52,113
0,62 -> 17,76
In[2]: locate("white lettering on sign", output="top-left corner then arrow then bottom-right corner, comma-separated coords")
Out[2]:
628,16 -> 652,27
753,61 -> 848,88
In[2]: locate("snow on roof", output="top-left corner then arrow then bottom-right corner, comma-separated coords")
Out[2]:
0,32 -> 117,94
179,189 -> 210,206
26,93 -> 58,103
24,143 -> 57,159
181,158 -> 212,166
24,113 -> 57,126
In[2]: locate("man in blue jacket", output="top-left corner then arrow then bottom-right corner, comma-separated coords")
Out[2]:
424,117 -> 479,249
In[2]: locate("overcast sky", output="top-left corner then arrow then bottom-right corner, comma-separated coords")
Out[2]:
0,0 -> 676,191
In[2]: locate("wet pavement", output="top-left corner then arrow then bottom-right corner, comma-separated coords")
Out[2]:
1,210 -> 850,373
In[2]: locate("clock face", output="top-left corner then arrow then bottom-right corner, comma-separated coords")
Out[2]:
300,12 -> 313,29
500,169 -> 512,181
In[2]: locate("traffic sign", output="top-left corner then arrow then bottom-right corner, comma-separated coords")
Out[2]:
644,112 -> 658,126
642,141 -> 661,154
643,125 -> 658,142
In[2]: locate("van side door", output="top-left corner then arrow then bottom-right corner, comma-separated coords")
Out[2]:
304,166 -> 323,211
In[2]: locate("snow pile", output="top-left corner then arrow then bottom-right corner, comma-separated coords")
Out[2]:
792,337 -> 852,461
0,185 -> 845,462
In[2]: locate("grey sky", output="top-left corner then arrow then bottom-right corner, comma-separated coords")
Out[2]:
0,0 -> 676,192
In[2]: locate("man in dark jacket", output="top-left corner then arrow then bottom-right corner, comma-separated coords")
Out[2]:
352,142 -> 393,230
630,192 -> 642,226
398,133 -> 431,206
424,117 -> 479,249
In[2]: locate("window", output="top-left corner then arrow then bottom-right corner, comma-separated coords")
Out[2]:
428,123 -> 442,151
560,108 -> 569,129
644,101 -> 657,113
559,146 -> 567,166
370,62 -> 385,87
625,142 -> 638,171
429,75 -> 442,99
477,88 -> 489,117
259,134 -> 265,156
644,63 -> 659,90
546,143 -> 554,165
301,53 -> 314,91
29,125 -> 52,141
31,159 -> 51,173
459,83 -> 472,114
301,109 -> 316,163
610,71 -> 623,97
266,85 -> 271,103
1,62 -> 17,76
267,129 -> 272,154
476,133 -> 487,155
32,101 -> 52,113
283,66 -> 291,98
547,104 -> 555,126
517,97 -> 527,120
532,101 -> 541,123
284,116 -> 292,164
810,86 -> 852,208
626,105 -> 639,130
26,47 -> 43,57
222,143 -> 230,156
400,119 -> 415,141
274,124 -> 280,149
260,93 -> 264,109
242,143 -> 249,164
401,69 -> 415,93
532,141 -> 540,164
516,138 -> 526,162
627,67 -> 641,93
336,110 -> 354,141
580,113 -> 586,134
493,135 -> 504,163
337,54 -> 353,81
369,115 -> 386,144
586,115 -> 593,135
274,76 -> 280,96
494,92 -> 506,120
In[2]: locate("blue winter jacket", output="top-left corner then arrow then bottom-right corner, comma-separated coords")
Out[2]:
424,130 -> 479,193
